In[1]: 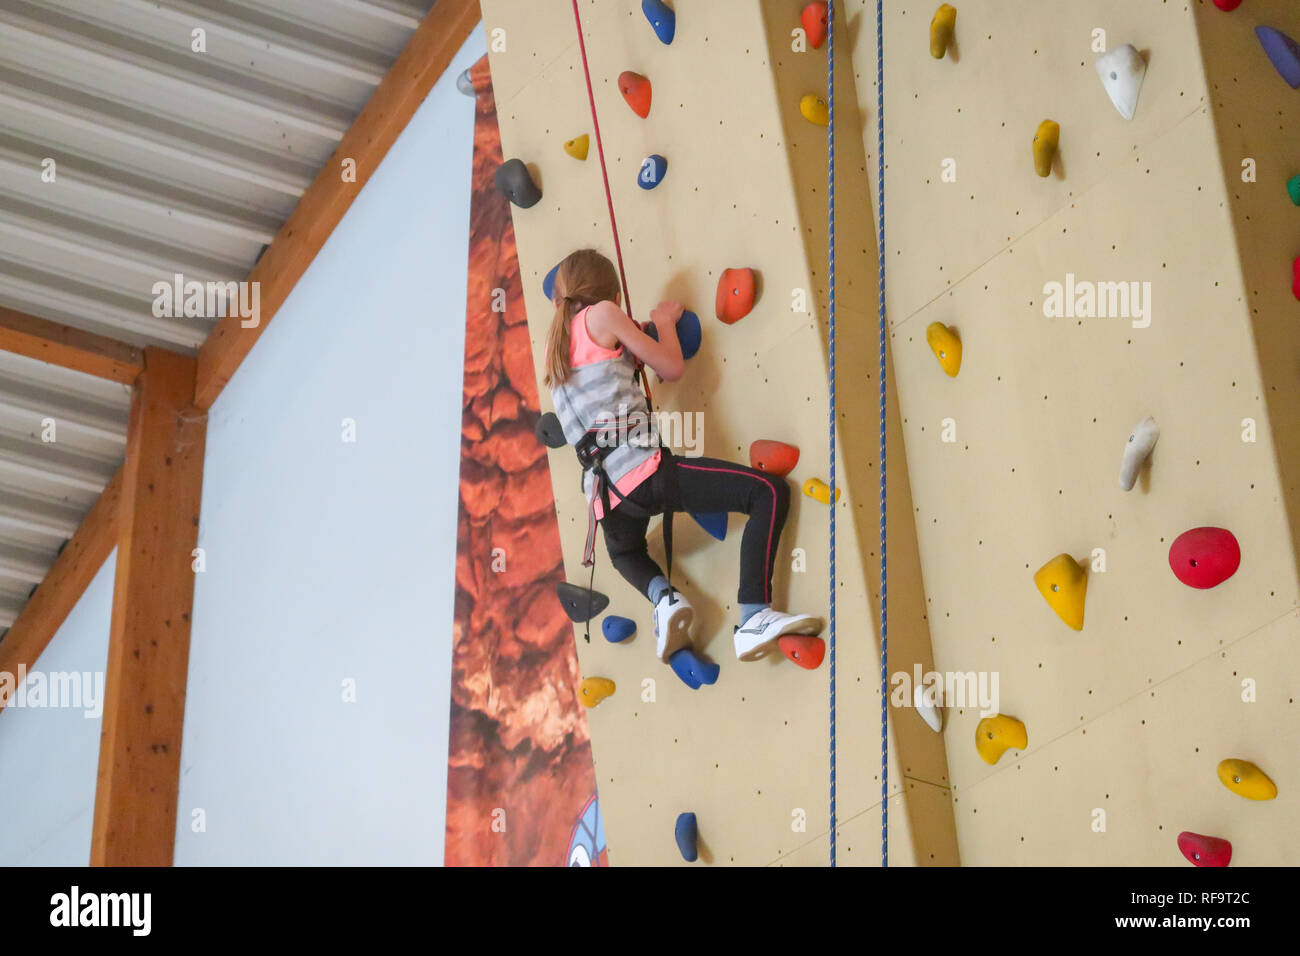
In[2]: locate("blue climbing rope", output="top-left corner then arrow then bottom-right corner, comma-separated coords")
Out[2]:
876,0 -> 888,869
827,0 -> 837,870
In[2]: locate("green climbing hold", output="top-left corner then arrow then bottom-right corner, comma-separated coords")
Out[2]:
1288,174 -> 1300,206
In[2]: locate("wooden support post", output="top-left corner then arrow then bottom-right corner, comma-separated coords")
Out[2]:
91,348 -> 206,866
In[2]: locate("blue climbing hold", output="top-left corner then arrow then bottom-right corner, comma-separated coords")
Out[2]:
542,262 -> 560,300
638,154 -> 668,190
642,0 -> 675,44
669,647 -> 720,689
1257,26 -> 1300,89
674,811 -> 698,862
678,309 -> 701,359
691,511 -> 727,541
645,311 -> 701,360
602,615 -> 637,643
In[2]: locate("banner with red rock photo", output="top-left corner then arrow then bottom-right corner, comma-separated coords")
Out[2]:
445,54 -> 604,867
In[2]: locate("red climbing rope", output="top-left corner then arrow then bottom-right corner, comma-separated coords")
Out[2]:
569,0 -> 654,409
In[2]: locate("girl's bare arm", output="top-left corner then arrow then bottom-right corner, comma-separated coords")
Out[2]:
587,300 -> 685,381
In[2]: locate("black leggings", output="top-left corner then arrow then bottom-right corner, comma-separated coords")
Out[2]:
600,456 -> 791,605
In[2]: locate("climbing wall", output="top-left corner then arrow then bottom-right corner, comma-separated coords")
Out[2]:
480,0 -> 957,865
847,0 -> 1300,863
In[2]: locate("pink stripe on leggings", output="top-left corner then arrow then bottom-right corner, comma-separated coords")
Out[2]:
675,462 -> 779,603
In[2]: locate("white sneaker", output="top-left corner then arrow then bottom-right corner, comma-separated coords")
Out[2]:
733,609 -> 824,661
653,590 -> 695,661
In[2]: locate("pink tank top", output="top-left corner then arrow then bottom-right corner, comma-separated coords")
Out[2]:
570,306 -> 661,519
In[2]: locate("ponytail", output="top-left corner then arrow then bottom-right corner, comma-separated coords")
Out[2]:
542,249 -> 622,388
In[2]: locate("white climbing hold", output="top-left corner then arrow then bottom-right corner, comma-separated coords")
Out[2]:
1096,44 -> 1145,120
1119,415 -> 1159,491
914,685 -> 943,733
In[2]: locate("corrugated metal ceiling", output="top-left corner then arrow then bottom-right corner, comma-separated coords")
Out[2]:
0,0 -> 437,637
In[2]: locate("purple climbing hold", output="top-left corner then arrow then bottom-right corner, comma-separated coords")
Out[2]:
669,647 -> 720,689
1257,26 -> 1300,89
691,511 -> 727,541
602,615 -> 637,643
643,0 -> 675,45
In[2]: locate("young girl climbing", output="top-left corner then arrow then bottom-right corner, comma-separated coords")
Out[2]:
543,248 -> 823,665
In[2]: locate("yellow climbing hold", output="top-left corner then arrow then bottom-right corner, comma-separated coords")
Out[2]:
925,322 -> 962,376
564,134 -> 589,161
976,714 -> 1027,764
802,478 -> 840,505
930,4 -> 956,59
1033,120 -> 1060,177
1217,759 -> 1277,800
579,677 -> 615,708
800,93 -> 829,127
1033,553 -> 1086,630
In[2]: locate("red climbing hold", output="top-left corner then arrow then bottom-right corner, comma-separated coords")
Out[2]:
1168,527 -> 1241,589
619,71 -> 652,118
750,440 -> 800,477
1213,0 -> 1243,10
1292,254 -> 1300,301
1177,831 -> 1232,867
802,2 -> 829,50
715,268 -> 757,324
779,634 -> 825,670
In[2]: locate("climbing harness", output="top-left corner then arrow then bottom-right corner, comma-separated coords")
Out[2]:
571,420 -> 677,645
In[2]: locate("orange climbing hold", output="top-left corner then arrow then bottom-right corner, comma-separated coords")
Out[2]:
1217,758 -> 1277,800
619,71 -> 652,118
716,268 -> 757,324
579,677 -> 616,709
801,2 -> 828,50
750,440 -> 800,477
779,634 -> 825,670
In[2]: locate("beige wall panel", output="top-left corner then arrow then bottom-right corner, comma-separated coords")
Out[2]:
846,0 -> 1300,863
1192,0 -> 1300,598
482,0 -> 953,865
952,612 -> 1299,865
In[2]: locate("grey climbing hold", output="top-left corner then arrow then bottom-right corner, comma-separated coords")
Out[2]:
1096,44 -> 1145,120
1119,415 -> 1159,491
556,582 -> 610,622
495,158 -> 541,208
536,411 -> 567,449
456,68 -> 475,97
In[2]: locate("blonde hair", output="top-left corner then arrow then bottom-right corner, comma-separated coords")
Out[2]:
542,249 -> 622,387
